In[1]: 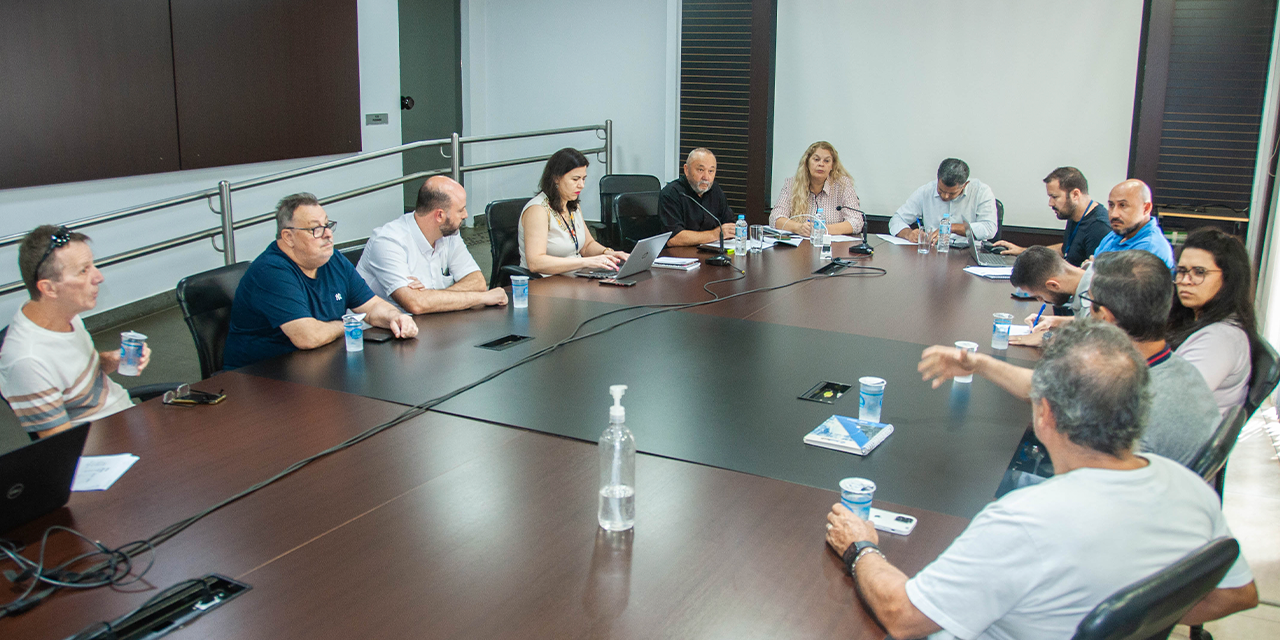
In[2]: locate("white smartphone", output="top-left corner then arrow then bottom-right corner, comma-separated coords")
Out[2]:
869,507 -> 918,535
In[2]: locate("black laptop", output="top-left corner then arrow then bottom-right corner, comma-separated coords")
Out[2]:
0,423 -> 90,534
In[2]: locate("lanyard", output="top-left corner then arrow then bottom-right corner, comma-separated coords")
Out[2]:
557,211 -> 580,253
1064,201 -> 1094,255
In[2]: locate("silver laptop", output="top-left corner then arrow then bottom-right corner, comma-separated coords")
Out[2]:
574,232 -> 673,280
0,423 -> 90,534
967,228 -> 1017,267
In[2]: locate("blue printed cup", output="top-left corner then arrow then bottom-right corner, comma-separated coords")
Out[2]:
858,376 -> 886,423
991,313 -> 1014,350
343,313 -> 364,352
840,477 -> 877,520
118,331 -> 147,376
511,275 -> 530,309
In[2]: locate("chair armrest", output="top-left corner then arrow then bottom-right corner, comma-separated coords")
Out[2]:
500,265 -> 540,280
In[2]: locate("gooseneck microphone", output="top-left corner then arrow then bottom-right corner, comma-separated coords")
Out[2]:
835,206 -> 874,255
683,192 -> 731,266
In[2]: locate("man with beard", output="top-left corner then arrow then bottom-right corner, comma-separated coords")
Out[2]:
658,148 -> 738,247
1094,178 -> 1175,269
223,193 -> 418,370
993,167 -> 1109,266
1010,246 -> 1093,319
357,176 -> 507,314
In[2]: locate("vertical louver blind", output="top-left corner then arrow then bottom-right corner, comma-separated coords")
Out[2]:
1155,0 -> 1277,211
680,0 -> 752,215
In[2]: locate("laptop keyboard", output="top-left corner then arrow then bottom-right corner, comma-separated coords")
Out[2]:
976,251 -> 1017,267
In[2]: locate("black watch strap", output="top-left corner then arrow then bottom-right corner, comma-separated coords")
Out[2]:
843,541 -> 879,574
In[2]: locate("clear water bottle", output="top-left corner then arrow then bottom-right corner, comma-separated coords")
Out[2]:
817,219 -> 831,260
811,208 -> 824,246
938,211 -> 951,253
734,215 -> 747,255
599,385 -> 636,531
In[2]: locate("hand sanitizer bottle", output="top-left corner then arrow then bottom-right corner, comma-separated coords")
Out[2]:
598,385 -> 636,531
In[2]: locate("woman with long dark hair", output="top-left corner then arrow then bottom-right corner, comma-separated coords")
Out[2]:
1168,227 -> 1259,413
518,148 -> 627,275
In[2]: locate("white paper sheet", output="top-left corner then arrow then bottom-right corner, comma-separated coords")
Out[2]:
963,266 -> 1013,280
875,233 -> 915,246
72,454 -> 139,492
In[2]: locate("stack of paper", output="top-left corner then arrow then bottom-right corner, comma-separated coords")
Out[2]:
652,257 -> 700,271
963,266 -> 1013,280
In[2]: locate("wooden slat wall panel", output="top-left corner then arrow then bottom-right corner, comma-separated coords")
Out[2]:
1154,0 -> 1276,211
681,0 -> 754,216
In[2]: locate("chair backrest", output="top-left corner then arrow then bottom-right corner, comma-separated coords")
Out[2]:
614,191 -> 663,252
992,199 -> 1005,242
337,240 -> 366,269
1244,337 -> 1280,417
176,262 -> 250,379
599,174 -> 661,224
1188,405 -> 1249,483
486,197 -> 531,288
1071,537 -> 1239,640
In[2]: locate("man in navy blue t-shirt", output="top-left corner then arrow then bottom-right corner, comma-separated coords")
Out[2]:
223,193 -> 418,369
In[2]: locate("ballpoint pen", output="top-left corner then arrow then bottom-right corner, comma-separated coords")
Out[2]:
1032,303 -> 1046,329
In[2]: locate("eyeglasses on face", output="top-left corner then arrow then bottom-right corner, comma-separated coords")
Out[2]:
33,226 -> 72,278
1174,266 -> 1221,285
1079,292 -> 1104,310
283,220 -> 338,238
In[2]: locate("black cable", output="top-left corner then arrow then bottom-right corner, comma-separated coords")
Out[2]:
5,263 -> 886,614
0,527 -> 155,618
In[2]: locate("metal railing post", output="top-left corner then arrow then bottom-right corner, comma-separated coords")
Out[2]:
451,133 -> 461,183
604,120 -> 613,175
218,180 -> 236,265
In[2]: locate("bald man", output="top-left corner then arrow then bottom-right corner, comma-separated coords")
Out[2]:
357,176 -> 507,314
658,148 -> 737,247
1093,179 -> 1175,269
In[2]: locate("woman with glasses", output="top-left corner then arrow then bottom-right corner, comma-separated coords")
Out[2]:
769,142 -> 863,237
1168,227 -> 1259,413
519,148 -> 628,276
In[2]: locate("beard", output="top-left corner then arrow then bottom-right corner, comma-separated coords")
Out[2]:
693,181 -> 712,195
440,219 -> 462,236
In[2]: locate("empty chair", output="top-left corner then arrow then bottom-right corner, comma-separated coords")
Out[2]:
485,198 -> 538,288
336,238 -> 368,268
176,262 -> 250,379
1244,338 -> 1280,418
598,174 -> 661,248
1071,538 -> 1240,640
614,191 -> 663,252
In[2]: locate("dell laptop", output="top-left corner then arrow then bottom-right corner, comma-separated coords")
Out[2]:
0,423 -> 90,534
573,231 -> 673,280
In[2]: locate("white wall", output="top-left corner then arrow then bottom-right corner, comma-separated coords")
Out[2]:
771,0 -> 1144,230
0,0 -> 403,323
460,0 -> 681,222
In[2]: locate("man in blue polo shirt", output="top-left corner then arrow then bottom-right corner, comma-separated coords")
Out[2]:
223,193 -> 418,369
1093,179 -> 1175,269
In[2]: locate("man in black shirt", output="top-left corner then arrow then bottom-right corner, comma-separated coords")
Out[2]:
658,148 -> 737,246
994,166 -> 1110,266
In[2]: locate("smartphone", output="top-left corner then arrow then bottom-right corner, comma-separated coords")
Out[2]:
364,328 -> 395,343
599,278 -> 636,287
868,507 -> 918,535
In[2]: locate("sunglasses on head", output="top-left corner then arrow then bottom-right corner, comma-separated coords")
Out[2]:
33,226 -> 72,278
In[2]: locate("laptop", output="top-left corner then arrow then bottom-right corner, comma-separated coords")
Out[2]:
573,231 -> 673,280
967,228 -> 1017,267
0,423 -> 90,534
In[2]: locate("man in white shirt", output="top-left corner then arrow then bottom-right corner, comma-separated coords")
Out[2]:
889,158 -> 998,245
357,176 -> 507,314
828,320 -> 1257,640
0,226 -> 149,436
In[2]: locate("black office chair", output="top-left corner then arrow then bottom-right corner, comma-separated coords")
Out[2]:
992,199 -> 1005,242
1187,406 -> 1248,491
176,262 -> 251,379
485,198 -> 538,289
1071,538 -> 1239,640
614,191 -> 664,252
336,238 -> 367,268
599,174 -> 661,249
1243,338 -> 1279,418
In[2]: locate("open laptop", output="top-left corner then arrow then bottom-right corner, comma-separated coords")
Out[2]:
573,231 -> 672,280
0,423 -> 90,534
967,228 -> 1017,267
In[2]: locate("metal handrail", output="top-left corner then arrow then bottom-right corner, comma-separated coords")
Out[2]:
0,122 -> 611,298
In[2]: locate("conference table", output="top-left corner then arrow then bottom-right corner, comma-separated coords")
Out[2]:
4,236 -> 1040,639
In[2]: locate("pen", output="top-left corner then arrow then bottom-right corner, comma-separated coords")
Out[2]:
1032,303 -> 1046,328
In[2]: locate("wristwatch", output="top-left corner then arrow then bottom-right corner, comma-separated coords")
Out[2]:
843,540 -> 880,573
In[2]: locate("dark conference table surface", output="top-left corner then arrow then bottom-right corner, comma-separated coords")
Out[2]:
242,239 -> 1041,518
4,372 -> 969,640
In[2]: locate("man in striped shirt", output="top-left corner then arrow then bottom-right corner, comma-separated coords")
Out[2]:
0,226 -> 148,437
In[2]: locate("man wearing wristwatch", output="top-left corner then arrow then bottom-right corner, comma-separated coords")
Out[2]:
827,320 -> 1257,639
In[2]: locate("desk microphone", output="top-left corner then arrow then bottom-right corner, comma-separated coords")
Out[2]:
835,206 -> 874,255
683,192 -> 731,266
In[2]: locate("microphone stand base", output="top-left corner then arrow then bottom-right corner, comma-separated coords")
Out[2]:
704,255 -> 732,267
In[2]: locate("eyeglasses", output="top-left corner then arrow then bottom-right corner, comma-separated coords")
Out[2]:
1174,266 -> 1221,285
283,220 -> 337,238
1079,292 -> 1104,310
33,226 -> 72,278
162,384 -> 226,406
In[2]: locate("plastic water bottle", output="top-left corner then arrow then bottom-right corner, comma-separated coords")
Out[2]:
817,219 -> 831,260
598,385 -> 636,531
734,215 -> 747,255
811,208 -> 824,247
937,211 -> 951,253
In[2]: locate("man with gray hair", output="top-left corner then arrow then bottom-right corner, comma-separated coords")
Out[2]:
919,250 -> 1221,465
889,157 -> 999,245
658,148 -> 737,247
223,193 -> 418,369
829,319 -> 1257,639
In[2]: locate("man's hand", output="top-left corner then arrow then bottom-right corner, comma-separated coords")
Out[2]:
137,343 -> 152,372
993,240 -> 1024,256
388,314 -> 418,339
99,349 -> 120,374
406,276 -> 427,291
1031,315 -> 1073,333
1009,330 -> 1047,347
918,346 -> 978,388
826,503 -> 878,557
479,288 -> 508,307
719,223 -> 737,238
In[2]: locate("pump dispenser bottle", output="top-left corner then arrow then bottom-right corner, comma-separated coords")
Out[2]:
598,385 -> 636,531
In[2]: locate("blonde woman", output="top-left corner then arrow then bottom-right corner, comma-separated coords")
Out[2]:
769,141 -> 864,235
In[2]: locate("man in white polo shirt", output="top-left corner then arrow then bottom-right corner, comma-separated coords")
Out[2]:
357,176 -> 507,314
